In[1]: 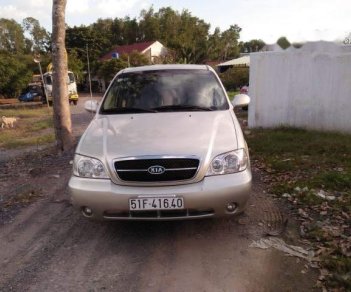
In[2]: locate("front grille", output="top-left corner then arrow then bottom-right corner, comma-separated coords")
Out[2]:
114,158 -> 199,182
103,208 -> 214,219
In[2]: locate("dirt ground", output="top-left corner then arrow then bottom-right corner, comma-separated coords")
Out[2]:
0,96 -> 319,292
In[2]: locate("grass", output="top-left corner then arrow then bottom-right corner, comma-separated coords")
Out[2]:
246,127 -> 351,290
227,90 -> 240,100
247,127 -> 351,194
324,255 -> 351,290
0,107 -> 55,149
3,133 -> 55,148
0,107 -> 51,118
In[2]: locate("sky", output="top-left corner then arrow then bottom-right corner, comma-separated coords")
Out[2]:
0,0 -> 350,44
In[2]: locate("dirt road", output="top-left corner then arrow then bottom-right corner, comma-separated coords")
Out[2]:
0,96 -> 318,291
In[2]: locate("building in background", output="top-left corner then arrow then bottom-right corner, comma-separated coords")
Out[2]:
100,41 -> 168,63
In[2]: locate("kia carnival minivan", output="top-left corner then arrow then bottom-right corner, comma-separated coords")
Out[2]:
69,64 -> 251,220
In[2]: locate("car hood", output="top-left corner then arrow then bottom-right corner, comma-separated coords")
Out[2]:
77,111 -> 238,179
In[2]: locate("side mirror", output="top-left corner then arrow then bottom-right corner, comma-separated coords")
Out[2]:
232,94 -> 250,108
84,100 -> 99,113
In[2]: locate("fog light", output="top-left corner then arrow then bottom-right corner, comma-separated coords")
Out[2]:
226,203 -> 237,212
82,207 -> 93,217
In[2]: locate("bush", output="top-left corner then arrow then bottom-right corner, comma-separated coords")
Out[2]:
0,52 -> 32,98
218,67 -> 249,91
96,58 -> 128,82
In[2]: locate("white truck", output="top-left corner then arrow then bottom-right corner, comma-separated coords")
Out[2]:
43,71 -> 79,105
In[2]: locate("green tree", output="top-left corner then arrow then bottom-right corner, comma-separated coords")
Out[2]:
104,16 -> 142,46
207,27 -> 222,60
91,18 -> 114,47
156,7 -> 181,47
121,51 -> 150,67
67,48 -> 84,82
97,58 -> 128,82
239,39 -> 265,53
207,26 -> 242,61
110,18 -> 126,45
177,10 -> 209,63
123,17 -> 140,44
219,67 -> 249,91
142,7 -> 210,63
0,18 -> 26,53
22,17 -> 50,53
66,25 -> 107,62
277,36 -> 291,49
0,52 -> 32,97
221,25 -> 242,60
67,7 -> 243,65
139,7 -> 160,41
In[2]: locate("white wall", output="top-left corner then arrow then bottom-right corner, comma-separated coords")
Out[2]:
145,41 -> 168,62
248,41 -> 351,133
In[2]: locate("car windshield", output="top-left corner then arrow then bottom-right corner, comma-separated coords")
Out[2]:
68,72 -> 75,84
100,69 -> 229,114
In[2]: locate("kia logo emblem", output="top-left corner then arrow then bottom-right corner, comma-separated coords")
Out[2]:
147,165 -> 165,175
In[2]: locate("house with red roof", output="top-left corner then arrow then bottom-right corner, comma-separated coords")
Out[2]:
100,40 -> 168,63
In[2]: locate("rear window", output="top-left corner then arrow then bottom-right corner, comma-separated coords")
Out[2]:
101,69 -> 229,113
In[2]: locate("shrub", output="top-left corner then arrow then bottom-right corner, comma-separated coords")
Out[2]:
0,52 -> 32,98
218,67 -> 249,91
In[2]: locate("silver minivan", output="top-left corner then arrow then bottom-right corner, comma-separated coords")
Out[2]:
69,64 -> 251,220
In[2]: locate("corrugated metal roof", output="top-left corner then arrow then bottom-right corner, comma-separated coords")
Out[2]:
217,56 -> 250,67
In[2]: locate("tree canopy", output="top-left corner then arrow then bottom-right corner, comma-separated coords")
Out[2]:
0,52 -> 32,97
239,39 -> 266,53
277,36 -> 291,50
0,18 -> 26,53
65,7 -> 243,64
0,7 -> 270,97
22,17 -> 50,53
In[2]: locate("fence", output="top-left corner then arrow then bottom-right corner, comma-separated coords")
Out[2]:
248,41 -> 351,133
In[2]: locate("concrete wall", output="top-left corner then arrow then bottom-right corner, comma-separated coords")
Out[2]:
248,41 -> 351,133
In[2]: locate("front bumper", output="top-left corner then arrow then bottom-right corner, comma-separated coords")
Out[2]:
69,93 -> 79,101
68,169 -> 252,221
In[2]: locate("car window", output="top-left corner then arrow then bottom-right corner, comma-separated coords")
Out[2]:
101,69 -> 229,113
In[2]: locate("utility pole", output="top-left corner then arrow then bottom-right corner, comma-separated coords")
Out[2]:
34,55 -> 50,109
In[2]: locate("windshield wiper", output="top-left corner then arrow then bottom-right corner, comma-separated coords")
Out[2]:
101,107 -> 157,114
152,105 -> 214,112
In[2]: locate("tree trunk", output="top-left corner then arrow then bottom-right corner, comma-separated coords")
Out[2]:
52,0 -> 73,152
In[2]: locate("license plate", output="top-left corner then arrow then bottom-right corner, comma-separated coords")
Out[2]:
129,197 -> 184,211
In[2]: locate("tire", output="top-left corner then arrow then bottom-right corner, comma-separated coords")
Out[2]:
73,100 -> 78,105
48,101 -> 53,106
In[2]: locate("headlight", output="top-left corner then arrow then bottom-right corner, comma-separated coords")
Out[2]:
206,149 -> 248,176
73,154 -> 109,179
